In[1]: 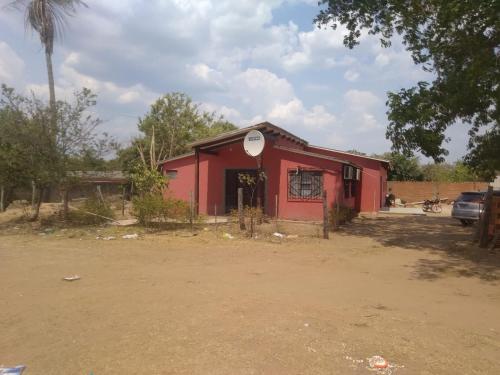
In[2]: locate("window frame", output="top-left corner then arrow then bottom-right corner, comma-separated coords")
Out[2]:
287,169 -> 324,201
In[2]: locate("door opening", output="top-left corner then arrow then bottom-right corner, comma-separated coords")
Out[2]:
224,169 -> 265,213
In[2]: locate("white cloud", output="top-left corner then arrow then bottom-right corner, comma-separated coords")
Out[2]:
268,98 -> 336,130
0,42 -> 25,85
344,69 -> 360,82
26,53 -> 159,116
342,89 -> 383,134
344,89 -> 381,111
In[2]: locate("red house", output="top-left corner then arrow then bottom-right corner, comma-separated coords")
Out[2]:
159,122 -> 388,220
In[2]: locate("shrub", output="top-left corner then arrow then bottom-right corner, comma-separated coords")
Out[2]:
132,193 -> 190,226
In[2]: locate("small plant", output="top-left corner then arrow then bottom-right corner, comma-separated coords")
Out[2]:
238,171 -> 266,237
132,193 -> 190,227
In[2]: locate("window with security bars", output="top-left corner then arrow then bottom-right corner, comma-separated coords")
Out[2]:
288,170 -> 323,200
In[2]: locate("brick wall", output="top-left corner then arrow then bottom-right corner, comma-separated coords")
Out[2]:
387,181 -> 489,203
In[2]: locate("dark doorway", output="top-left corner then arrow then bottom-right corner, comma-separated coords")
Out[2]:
225,169 -> 265,213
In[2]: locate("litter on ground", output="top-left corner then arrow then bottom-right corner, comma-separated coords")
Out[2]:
343,353 -> 404,374
368,355 -> 388,369
223,233 -> 234,239
122,234 -> 138,239
62,275 -> 80,282
273,232 -> 285,238
96,236 -> 116,240
0,365 -> 26,374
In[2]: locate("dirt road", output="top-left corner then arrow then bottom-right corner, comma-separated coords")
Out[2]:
1,216 -> 499,374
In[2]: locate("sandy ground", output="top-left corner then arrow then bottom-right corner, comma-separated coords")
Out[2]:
1,209 -> 500,374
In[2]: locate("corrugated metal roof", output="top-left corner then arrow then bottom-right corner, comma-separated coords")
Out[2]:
188,121 -> 308,149
274,145 -> 362,169
308,145 -> 390,164
157,152 -> 195,165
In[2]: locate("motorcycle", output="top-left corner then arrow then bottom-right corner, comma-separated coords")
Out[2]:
423,198 -> 442,213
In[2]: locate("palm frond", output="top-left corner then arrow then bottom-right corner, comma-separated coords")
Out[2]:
9,0 -> 87,54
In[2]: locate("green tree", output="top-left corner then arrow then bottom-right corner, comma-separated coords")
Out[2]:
10,0 -> 87,125
421,161 -> 478,182
315,1 -> 499,179
449,161 -> 476,182
138,92 -> 237,161
372,152 -> 423,181
0,85 -> 110,219
0,105 -> 31,211
421,163 -> 453,182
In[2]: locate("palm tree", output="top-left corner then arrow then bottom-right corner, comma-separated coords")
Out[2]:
10,0 -> 86,220
11,0 -> 86,119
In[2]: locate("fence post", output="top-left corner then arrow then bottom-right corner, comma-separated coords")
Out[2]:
189,191 -> 194,231
0,185 -> 4,212
121,186 -> 126,216
238,187 -> 246,230
96,185 -> 104,203
31,180 -> 36,208
214,203 -> 218,234
479,186 -> 493,248
335,191 -> 340,230
323,190 -> 329,239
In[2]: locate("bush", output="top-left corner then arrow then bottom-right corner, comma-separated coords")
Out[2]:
69,196 -> 115,225
132,193 -> 190,226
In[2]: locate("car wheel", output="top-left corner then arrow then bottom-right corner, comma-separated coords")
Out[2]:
460,219 -> 470,226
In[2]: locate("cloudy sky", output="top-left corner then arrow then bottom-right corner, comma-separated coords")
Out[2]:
0,0 -> 468,160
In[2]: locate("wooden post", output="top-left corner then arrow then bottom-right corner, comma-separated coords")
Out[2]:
323,190 -> 329,239
62,188 -> 69,220
0,185 -> 4,212
335,191 -> 340,230
274,194 -> 278,218
31,180 -> 36,208
479,186 -> 493,248
194,148 -> 200,215
214,203 -> 218,233
96,185 -> 104,203
238,187 -> 245,230
122,186 -> 126,216
189,191 -> 194,231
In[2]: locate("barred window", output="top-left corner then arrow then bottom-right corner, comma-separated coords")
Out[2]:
288,170 -> 323,200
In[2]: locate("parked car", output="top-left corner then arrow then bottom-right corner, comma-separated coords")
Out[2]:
451,192 -> 484,226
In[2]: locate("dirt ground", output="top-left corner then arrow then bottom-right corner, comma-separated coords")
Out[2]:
1,209 -> 499,374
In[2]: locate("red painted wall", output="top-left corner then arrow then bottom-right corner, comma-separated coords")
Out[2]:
161,138 -> 385,219
306,146 -> 388,213
162,155 -> 195,201
276,148 -> 344,220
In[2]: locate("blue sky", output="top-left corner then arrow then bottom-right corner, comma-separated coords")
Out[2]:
0,0 -> 468,160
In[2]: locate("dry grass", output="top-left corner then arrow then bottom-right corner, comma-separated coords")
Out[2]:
1,207 -> 499,374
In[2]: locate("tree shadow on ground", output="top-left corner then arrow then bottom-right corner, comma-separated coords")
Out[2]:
341,215 -> 500,282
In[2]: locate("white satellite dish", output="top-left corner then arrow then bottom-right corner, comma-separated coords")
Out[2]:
243,130 -> 265,157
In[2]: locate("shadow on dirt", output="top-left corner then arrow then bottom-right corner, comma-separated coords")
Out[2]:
342,215 -> 500,282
